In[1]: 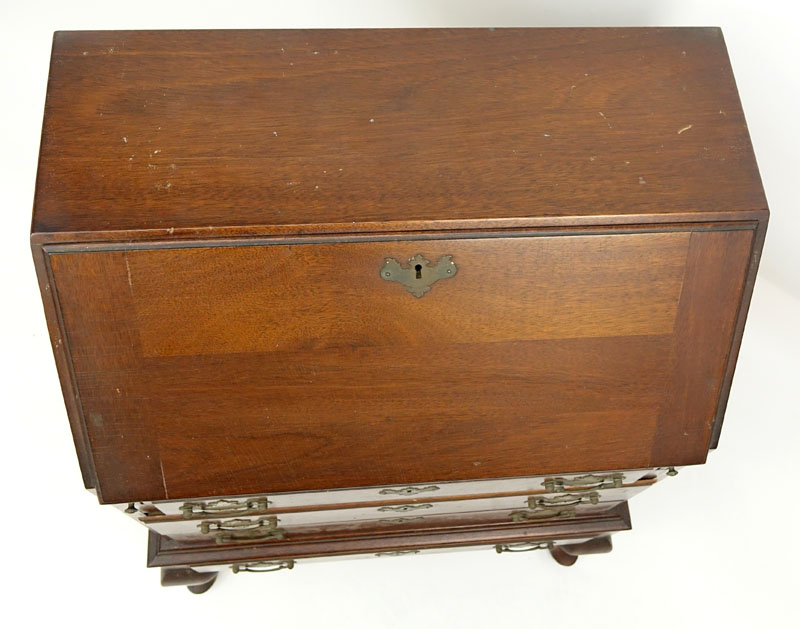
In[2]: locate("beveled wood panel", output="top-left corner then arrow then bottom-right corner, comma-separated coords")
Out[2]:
33,28 -> 766,236
48,226 -> 750,504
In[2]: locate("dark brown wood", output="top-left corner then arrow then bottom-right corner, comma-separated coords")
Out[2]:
162,500 -> 627,544
147,503 -> 631,568
710,215 -> 769,448
651,228 -> 753,464
33,28 -> 765,238
139,477 -> 656,521
44,224 -> 755,503
29,211 -> 768,247
549,535 -> 613,566
31,28 -> 767,586
160,567 -> 218,594
187,577 -> 217,595
31,244 -> 96,489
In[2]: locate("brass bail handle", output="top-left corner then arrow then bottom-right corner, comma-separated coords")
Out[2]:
232,560 -> 295,574
380,254 -> 457,297
495,541 -> 554,554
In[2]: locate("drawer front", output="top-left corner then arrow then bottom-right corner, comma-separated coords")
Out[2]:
214,535 -> 605,572
156,503 -> 621,544
139,468 -> 664,517
205,539 -> 575,573
49,227 -> 752,504
141,483 -> 651,540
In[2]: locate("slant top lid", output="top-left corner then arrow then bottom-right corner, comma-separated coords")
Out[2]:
33,28 -> 766,236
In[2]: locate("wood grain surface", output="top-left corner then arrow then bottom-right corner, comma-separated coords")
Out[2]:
147,502 -> 633,567
33,28 -> 766,236
31,28 -> 768,506
48,225 -> 752,503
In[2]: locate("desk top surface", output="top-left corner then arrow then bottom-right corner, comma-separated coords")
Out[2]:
33,28 -> 766,237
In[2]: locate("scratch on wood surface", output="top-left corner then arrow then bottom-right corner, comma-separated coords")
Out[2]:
124,252 -> 133,294
159,459 -> 169,498
677,124 -> 693,134
598,111 -> 612,129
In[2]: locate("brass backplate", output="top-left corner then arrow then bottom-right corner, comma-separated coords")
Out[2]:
380,254 -> 457,297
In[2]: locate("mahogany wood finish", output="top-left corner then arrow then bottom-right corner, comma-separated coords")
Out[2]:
31,28 -> 766,588
34,28 -> 765,236
147,503 -> 633,569
140,476 -> 657,524
550,536 -> 614,567
47,228 -> 753,503
160,568 -> 218,594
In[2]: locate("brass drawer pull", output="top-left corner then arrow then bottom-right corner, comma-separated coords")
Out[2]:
542,473 -> 624,493
380,254 -> 457,297
495,541 -> 554,554
232,559 -> 295,573
379,485 -> 440,496
528,491 -> 600,508
199,516 -> 285,544
378,517 -> 425,525
375,550 -> 420,557
214,526 -> 285,544
198,516 -> 279,534
377,503 -> 434,513
215,528 -> 285,544
510,507 -> 576,522
180,497 -> 271,519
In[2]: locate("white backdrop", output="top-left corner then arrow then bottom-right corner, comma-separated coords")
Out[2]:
1,2 -> 798,628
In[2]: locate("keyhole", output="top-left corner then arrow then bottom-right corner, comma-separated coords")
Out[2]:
415,264 -> 422,279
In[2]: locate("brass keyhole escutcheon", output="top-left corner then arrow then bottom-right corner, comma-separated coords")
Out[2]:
380,254 -> 457,298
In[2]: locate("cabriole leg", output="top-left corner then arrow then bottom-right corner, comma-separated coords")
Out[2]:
160,567 -> 218,594
550,535 -> 613,567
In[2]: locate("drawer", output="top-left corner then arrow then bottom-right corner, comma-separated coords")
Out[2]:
148,501 -> 633,568
134,468 -> 665,517
207,538 -> 572,573
207,535 -> 605,574
150,502 -> 623,545
49,227 -> 750,505
141,482 -> 652,542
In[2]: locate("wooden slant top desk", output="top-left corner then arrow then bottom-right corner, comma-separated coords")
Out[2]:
32,28 -> 767,591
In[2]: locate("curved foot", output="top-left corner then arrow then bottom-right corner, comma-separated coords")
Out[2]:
550,545 -> 580,566
161,567 -> 219,593
549,535 -> 613,567
187,573 -> 217,594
